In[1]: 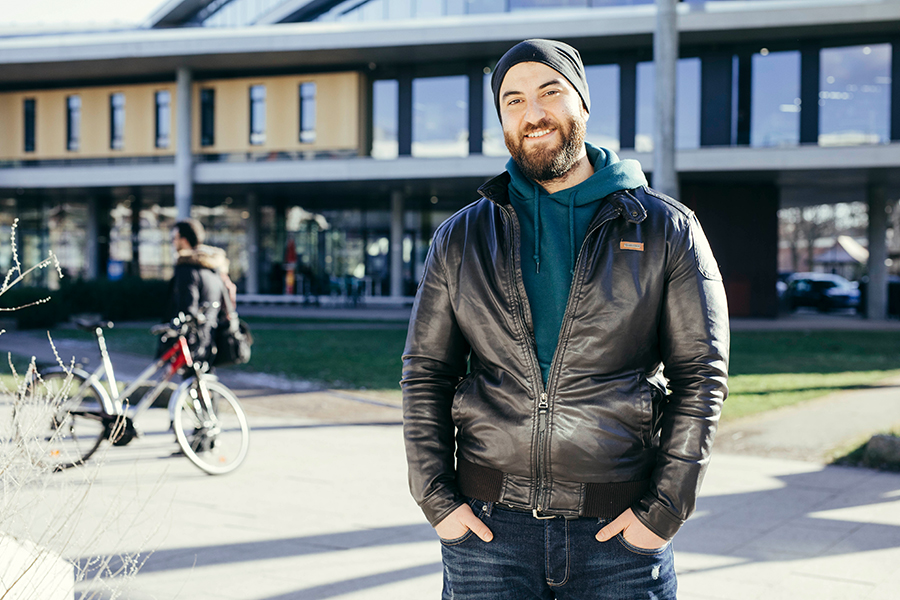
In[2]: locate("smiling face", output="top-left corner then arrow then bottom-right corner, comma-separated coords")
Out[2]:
499,61 -> 588,185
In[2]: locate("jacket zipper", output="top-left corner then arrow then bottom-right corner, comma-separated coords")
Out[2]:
500,201 -> 623,514
535,204 -> 624,513
500,205 -> 549,510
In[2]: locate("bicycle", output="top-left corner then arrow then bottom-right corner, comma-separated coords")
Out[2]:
14,311 -> 250,475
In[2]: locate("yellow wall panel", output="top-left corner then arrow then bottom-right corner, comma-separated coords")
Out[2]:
193,72 -> 362,155
79,88 -> 109,155
0,95 -> 17,158
38,92 -> 67,159
1,71 -> 363,160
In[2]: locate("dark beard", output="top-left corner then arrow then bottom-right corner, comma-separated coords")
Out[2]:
506,116 -> 587,184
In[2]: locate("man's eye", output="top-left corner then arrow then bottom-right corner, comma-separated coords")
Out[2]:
507,99 -> 521,106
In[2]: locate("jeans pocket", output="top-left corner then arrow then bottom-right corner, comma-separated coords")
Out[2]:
615,533 -> 670,556
439,529 -> 475,546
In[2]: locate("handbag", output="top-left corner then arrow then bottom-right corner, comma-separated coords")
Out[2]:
213,287 -> 253,367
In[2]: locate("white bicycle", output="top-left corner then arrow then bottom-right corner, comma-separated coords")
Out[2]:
15,312 -> 250,475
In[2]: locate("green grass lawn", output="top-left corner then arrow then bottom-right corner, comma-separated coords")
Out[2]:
24,326 -> 900,422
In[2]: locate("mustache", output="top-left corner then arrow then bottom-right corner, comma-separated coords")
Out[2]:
522,120 -> 557,136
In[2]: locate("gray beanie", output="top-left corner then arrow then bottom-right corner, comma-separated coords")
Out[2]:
491,39 -> 590,119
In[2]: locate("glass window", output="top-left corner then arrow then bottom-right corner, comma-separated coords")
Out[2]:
467,0 -> 505,14
66,95 -> 81,152
372,79 -> 399,159
388,0 -> 413,19
635,58 -> 701,152
110,92 -> 125,150
155,90 -> 171,149
299,82 -> 317,143
250,85 -> 267,146
510,0 -> 588,10
412,75 -> 468,158
413,0 -> 442,17
482,72 -> 507,157
751,50 -> 800,147
819,44 -> 891,146
584,64 -> 620,150
201,89 -> 215,147
23,98 -> 35,153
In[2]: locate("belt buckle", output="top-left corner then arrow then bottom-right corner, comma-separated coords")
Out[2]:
532,508 -> 555,520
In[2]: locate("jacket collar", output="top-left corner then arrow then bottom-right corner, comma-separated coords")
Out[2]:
478,172 -> 647,225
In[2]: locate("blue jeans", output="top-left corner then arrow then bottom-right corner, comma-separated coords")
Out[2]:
440,498 -> 676,600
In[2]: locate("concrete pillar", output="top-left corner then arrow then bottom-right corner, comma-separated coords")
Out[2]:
246,193 -> 259,295
129,192 -> 141,278
85,196 -> 98,279
390,190 -> 404,297
867,186 -> 889,320
653,0 -> 679,198
175,67 -> 193,221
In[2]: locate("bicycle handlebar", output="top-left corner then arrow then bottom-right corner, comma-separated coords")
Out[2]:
150,302 -> 221,338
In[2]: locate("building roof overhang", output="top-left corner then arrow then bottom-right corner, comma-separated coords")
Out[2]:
0,0 -> 898,88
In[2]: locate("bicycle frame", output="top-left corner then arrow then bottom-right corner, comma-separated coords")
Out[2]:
73,325 -> 197,423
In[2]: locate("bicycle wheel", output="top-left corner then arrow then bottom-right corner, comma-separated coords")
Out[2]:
14,370 -> 109,470
173,379 -> 249,475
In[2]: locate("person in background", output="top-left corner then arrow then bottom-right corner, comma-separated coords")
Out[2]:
166,219 -> 235,366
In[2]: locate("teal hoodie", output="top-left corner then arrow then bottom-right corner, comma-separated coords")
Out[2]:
507,143 -> 648,384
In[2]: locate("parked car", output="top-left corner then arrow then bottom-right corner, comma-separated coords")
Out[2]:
785,272 -> 860,312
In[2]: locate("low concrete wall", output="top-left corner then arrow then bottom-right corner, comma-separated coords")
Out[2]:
0,534 -> 73,600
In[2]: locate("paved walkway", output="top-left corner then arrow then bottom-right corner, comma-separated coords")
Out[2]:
1,310 -> 899,599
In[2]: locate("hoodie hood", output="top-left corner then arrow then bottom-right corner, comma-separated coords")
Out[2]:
176,244 -> 230,272
507,142 -> 647,273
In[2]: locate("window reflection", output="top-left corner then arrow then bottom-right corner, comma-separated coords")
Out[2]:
584,64 -> 620,150
110,93 -> 125,150
483,72 -> 508,157
819,44 -> 891,147
372,80 -> 399,159
314,0 -> 651,22
751,50 -> 800,147
412,76 -> 468,158
509,0 -> 588,10
249,84 -> 266,146
635,58 -> 701,152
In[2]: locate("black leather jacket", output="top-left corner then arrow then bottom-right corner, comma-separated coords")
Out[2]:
402,174 -> 729,540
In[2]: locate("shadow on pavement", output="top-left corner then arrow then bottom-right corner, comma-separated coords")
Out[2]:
677,462 -> 900,570
79,523 -> 436,576
258,562 -> 443,600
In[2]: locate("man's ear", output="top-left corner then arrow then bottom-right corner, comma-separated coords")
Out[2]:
582,105 -> 590,123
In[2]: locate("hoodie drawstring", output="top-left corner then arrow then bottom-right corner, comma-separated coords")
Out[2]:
533,187 -> 541,274
569,192 -> 577,275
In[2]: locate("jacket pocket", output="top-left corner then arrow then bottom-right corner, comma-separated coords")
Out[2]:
638,375 -> 653,447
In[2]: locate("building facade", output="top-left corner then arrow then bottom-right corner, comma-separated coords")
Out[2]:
1,0 -> 899,317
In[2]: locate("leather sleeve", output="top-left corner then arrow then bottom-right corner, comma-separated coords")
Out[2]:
401,225 -> 471,527
633,211 -> 730,540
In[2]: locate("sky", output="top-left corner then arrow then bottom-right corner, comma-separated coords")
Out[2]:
0,0 -> 167,29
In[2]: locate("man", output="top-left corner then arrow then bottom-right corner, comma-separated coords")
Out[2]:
166,219 -> 234,365
402,39 -> 729,598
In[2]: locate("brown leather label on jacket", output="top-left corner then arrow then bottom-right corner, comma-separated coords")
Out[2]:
620,241 -> 644,251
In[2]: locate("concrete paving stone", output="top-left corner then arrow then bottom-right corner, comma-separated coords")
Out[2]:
789,547 -> 900,588
867,577 -> 900,600
739,520 -> 860,558
673,551 -> 748,574
775,572 -> 875,599
809,495 -> 900,528
676,520 -> 771,556
677,568 -> 784,600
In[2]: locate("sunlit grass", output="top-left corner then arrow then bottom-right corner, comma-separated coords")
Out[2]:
25,327 -> 900,421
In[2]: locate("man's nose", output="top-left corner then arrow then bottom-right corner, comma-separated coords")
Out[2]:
523,100 -> 546,124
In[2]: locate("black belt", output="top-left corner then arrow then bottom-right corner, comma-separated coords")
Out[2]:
457,457 -> 651,520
